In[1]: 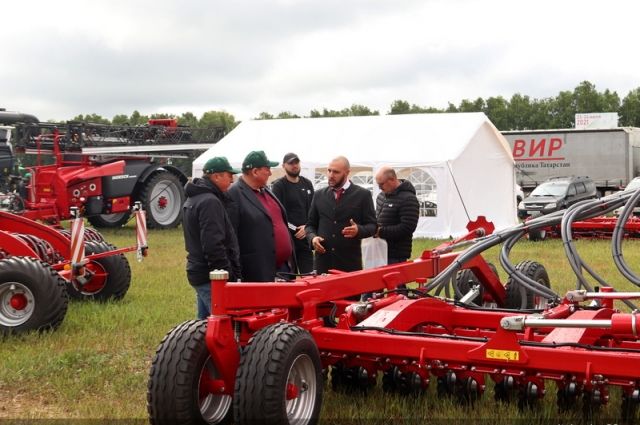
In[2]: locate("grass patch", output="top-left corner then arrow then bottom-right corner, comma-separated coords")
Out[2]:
1,226 -> 640,420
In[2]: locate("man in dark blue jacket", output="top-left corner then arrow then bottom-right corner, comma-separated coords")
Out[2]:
182,156 -> 241,319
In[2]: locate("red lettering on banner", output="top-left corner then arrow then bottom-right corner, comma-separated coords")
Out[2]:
513,139 -> 526,158
548,137 -> 563,156
529,139 -> 546,157
511,137 -> 565,161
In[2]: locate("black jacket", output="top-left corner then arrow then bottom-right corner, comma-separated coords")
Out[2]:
306,183 -> 377,273
376,180 -> 420,260
228,177 -> 296,282
182,177 -> 241,285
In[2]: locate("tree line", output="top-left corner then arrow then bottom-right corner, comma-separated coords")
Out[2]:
69,81 -> 640,133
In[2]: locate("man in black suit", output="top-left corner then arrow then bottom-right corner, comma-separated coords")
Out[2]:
228,150 -> 295,282
306,156 -> 377,273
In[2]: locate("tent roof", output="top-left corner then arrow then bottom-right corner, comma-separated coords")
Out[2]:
193,112 -> 509,172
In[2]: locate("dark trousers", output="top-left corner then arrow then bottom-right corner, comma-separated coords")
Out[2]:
296,247 -> 314,274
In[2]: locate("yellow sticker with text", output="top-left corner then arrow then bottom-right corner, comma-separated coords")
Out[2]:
486,349 -> 519,361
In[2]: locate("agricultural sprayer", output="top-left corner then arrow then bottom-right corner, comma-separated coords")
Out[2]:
0,205 -> 148,334
147,188 -> 640,425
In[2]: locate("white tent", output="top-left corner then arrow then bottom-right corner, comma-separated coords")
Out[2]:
193,112 -> 518,239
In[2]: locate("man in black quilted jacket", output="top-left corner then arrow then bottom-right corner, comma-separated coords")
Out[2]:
374,166 -> 420,264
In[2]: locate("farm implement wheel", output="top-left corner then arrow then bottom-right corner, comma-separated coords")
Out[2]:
330,363 -> 376,394
87,212 -> 131,229
0,257 -> 68,335
504,261 -> 551,310
382,366 -> 426,396
65,241 -> 131,301
234,323 -> 323,425
147,319 -> 232,425
140,172 -> 184,229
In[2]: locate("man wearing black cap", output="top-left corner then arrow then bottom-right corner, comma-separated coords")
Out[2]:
182,156 -> 242,319
271,152 -> 315,274
228,150 -> 296,282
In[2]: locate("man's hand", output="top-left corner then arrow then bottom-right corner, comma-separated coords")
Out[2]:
341,219 -> 359,239
312,236 -> 326,254
294,225 -> 306,240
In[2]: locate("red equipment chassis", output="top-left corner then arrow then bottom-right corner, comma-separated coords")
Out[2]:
147,213 -> 640,425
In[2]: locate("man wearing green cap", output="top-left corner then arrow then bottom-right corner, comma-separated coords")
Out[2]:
228,150 -> 296,282
182,156 -> 242,319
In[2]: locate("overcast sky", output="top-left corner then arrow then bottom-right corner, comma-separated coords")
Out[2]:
2,0 -> 639,122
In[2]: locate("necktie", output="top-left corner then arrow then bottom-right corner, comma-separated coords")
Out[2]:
335,188 -> 344,202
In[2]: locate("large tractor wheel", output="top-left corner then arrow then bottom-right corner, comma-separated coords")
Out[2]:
65,241 -> 131,301
234,323 -> 323,425
140,172 -> 184,229
148,319 -> 233,425
0,257 -> 68,335
504,261 -> 551,310
87,212 -> 131,229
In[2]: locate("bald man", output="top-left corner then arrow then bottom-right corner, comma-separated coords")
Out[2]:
306,156 -> 377,273
374,166 -> 419,264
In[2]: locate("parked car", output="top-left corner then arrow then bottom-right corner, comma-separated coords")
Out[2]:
518,176 -> 597,218
614,176 -> 640,217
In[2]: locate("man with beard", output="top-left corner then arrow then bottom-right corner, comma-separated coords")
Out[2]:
271,152 -> 315,274
306,156 -> 377,274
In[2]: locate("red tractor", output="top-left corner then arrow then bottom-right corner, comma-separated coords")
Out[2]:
147,190 -> 640,425
0,205 -> 147,334
1,110 -> 224,228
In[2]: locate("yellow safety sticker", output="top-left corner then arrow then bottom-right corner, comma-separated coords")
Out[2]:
486,349 -> 519,361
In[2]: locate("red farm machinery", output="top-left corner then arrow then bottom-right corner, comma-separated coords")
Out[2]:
0,205 -> 148,335
147,189 -> 640,424
0,109 -> 225,228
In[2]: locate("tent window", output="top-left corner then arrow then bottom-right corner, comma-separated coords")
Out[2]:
314,169 -> 373,193
405,168 -> 437,217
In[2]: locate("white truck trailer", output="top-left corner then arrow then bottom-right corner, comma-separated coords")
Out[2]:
502,127 -> 640,195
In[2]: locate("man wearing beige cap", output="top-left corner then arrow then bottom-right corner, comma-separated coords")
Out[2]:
182,156 -> 241,318
228,150 -> 296,282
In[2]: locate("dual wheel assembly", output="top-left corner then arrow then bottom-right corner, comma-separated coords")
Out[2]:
0,240 -> 131,335
148,321 -> 323,425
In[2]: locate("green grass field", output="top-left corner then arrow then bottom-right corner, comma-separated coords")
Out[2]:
1,225 -> 640,422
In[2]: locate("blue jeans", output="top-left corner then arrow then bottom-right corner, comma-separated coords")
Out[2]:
193,282 -> 211,319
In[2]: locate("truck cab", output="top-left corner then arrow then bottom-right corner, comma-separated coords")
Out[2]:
518,176 -> 597,218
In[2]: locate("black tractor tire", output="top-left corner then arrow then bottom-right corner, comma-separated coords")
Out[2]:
504,261 -> 551,310
527,227 -> 547,242
234,323 -> 323,425
87,212 -> 131,229
139,172 -> 184,229
148,319 -> 233,425
65,241 -> 131,301
0,257 -> 68,335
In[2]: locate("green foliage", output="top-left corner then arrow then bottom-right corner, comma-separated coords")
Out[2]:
199,110 -> 239,133
309,104 -> 379,118
40,80 -> 640,131
70,113 -> 110,124
620,88 -> 640,126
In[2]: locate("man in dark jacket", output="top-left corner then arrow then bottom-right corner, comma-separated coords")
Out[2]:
182,156 -> 241,319
271,152 -> 315,274
374,166 -> 420,263
306,156 -> 377,273
228,150 -> 296,282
